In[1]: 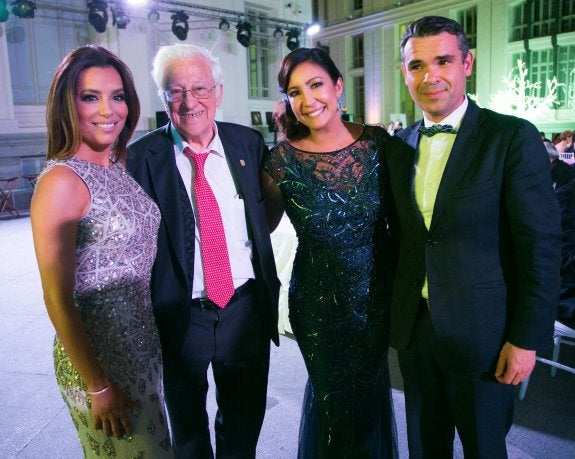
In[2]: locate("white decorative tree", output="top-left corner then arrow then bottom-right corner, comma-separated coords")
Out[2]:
568,67 -> 575,109
488,59 -> 563,122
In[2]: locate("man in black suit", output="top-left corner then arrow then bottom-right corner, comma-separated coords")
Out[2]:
127,44 -> 280,459
386,16 -> 561,458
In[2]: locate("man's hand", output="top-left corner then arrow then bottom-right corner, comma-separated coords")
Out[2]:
495,342 -> 536,385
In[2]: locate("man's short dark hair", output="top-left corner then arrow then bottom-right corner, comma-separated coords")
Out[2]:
400,16 -> 470,63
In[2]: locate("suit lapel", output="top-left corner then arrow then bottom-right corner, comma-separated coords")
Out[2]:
401,122 -> 428,230
430,102 -> 483,233
218,123 -> 262,246
145,128 -> 190,277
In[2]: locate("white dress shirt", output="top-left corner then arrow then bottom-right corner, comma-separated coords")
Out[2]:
171,123 -> 255,299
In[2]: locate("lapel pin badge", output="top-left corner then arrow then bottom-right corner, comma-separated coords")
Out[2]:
240,159 -> 246,166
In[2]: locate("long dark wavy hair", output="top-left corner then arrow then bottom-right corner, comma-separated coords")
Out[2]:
46,44 -> 140,164
276,47 -> 343,141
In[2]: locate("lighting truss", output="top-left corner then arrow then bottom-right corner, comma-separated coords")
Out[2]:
101,0 -> 309,44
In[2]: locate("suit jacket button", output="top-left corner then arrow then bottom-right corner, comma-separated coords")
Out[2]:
425,239 -> 436,247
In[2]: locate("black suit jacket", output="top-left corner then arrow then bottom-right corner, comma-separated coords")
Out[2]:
127,122 -> 280,350
387,100 -> 561,374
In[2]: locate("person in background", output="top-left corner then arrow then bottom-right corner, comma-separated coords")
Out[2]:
31,44 -> 172,457
262,47 -> 407,458
387,16 -> 561,458
556,130 -> 575,154
393,120 -> 403,135
127,43 -> 280,459
387,121 -> 396,136
545,141 -> 575,326
545,141 -> 575,189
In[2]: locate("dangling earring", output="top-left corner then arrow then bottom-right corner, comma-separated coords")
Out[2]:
337,99 -> 342,113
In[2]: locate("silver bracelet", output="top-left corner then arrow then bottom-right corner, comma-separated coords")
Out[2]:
87,384 -> 111,396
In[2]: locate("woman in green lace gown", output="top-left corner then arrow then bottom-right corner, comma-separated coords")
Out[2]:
263,48 -> 410,458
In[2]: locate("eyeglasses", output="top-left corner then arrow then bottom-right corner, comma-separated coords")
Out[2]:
163,84 -> 217,102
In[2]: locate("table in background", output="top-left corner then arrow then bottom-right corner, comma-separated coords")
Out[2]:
23,174 -> 39,188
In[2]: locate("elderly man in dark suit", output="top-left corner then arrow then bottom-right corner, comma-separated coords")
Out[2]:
127,44 -> 279,459
386,16 -> 561,458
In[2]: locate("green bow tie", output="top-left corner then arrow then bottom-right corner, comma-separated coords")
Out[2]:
418,124 -> 458,137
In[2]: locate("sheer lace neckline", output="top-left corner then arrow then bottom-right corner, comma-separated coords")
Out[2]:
287,125 -> 367,154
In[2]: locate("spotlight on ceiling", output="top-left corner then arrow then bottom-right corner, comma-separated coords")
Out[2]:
171,11 -> 189,41
87,0 -> 108,33
219,18 -> 230,31
0,0 -> 10,22
236,21 -> 251,48
112,7 -> 129,29
147,8 -> 159,23
286,28 -> 300,51
305,22 -> 321,36
10,0 -> 36,18
273,26 -> 283,39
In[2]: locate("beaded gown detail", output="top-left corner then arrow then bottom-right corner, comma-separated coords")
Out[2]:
264,125 -> 398,458
45,157 -> 172,458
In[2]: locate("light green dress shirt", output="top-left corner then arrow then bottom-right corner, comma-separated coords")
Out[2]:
414,98 -> 468,299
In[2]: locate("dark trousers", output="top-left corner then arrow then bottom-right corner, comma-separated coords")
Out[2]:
162,283 -> 271,459
397,305 -> 514,459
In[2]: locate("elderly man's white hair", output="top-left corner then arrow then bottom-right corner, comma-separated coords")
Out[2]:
151,43 -> 223,102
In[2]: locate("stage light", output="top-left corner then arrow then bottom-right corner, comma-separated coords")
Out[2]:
112,7 -> 129,29
218,18 -> 230,31
0,0 -> 9,22
171,11 -> 189,41
286,28 -> 300,51
305,22 -> 320,36
147,8 -> 159,23
273,26 -> 283,39
10,0 -> 35,18
87,0 -> 108,33
236,21 -> 251,48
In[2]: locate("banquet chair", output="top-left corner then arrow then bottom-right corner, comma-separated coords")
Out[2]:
517,320 -> 575,400
0,176 -> 20,217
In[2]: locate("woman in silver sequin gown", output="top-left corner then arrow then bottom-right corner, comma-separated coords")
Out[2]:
263,48 -> 407,458
31,46 -> 171,458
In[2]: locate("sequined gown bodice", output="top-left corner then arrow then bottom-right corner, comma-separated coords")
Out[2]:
45,157 -> 172,458
264,126 -> 397,458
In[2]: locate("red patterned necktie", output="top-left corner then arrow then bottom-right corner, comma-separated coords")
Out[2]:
184,148 -> 234,308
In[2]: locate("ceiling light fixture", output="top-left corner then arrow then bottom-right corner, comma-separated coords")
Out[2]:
0,0 -> 10,22
286,28 -> 300,51
10,0 -> 35,18
236,21 -> 251,48
273,26 -> 283,39
147,8 -> 159,23
218,18 -> 230,31
112,7 -> 129,29
87,0 -> 108,33
305,22 -> 321,36
171,11 -> 189,41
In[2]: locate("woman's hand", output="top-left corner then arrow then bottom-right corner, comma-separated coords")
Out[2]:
90,384 -> 138,438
